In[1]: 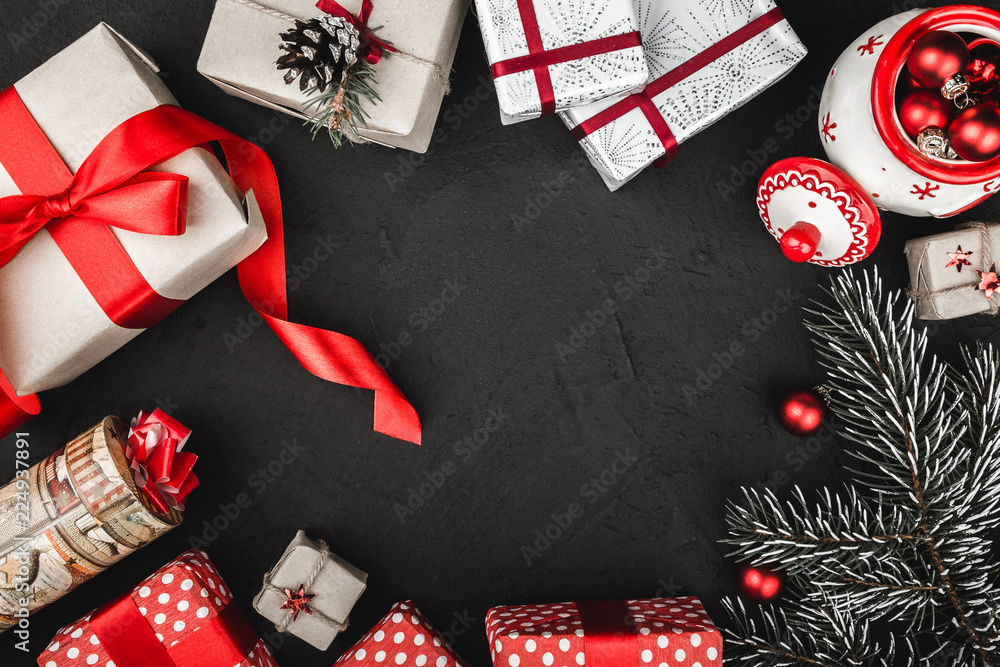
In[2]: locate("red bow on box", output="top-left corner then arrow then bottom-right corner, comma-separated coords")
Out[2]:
125,409 -> 198,513
316,0 -> 396,64
0,88 -> 421,445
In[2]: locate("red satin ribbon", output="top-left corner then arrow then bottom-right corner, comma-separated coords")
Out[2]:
490,0 -> 642,118
576,600 -> 638,667
570,7 -> 787,167
0,87 -> 189,328
0,96 -> 421,444
90,590 -> 260,667
315,0 -> 396,64
0,370 -> 38,436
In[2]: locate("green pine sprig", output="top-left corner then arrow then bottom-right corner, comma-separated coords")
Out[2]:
302,31 -> 388,148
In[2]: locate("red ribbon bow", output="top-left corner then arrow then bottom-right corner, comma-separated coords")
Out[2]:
125,409 -> 198,513
0,88 -> 421,445
316,0 -> 396,64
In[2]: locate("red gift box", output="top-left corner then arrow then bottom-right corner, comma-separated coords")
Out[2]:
486,598 -> 721,667
334,601 -> 470,667
38,550 -> 278,667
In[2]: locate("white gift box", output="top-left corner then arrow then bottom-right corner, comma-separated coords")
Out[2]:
0,24 -> 266,396
474,0 -> 649,124
198,0 -> 469,153
560,0 -> 808,191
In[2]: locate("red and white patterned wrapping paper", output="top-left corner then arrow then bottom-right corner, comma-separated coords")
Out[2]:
486,598 -> 721,667
38,550 -> 278,667
334,601 -> 470,667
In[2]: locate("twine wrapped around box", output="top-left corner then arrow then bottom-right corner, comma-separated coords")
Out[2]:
906,221 -> 1000,320
253,530 -> 367,650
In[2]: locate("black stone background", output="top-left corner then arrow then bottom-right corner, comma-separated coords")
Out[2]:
1,0 -> 998,664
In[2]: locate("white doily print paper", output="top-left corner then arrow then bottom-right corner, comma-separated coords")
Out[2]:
561,0 -> 808,190
475,0 -> 649,123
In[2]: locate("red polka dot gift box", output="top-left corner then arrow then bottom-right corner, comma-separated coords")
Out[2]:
38,550 -> 278,667
485,598 -> 721,667
333,601 -> 471,667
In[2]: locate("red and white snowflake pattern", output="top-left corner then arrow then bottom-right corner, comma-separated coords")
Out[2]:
485,598 -> 721,667
335,601 -> 471,667
38,550 -> 277,667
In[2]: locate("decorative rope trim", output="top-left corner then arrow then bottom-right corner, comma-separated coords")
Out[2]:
228,0 -> 452,93
908,221 -> 999,315
262,538 -> 347,633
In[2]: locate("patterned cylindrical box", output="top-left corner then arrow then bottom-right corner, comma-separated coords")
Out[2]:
0,417 -> 181,631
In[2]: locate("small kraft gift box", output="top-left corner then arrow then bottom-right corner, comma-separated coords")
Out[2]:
905,221 -> 1000,320
0,23 -> 266,424
560,0 -> 808,191
334,601 -> 471,667
198,0 -> 469,152
254,530 -> 368,650
474,0 -> 649,124
486,598 -> 722,666
38,550 -> 278,667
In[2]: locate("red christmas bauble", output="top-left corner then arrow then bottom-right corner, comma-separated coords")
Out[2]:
777,389 -> 826,436
966,40 -> 1000,96
738,563 -> 785,603
949,103 -> 1000,161
898,89 -> 955,137
907,30 -> 969,89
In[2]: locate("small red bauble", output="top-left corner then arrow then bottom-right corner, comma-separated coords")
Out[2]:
898,89 -> 955,137
966,40 -> 1000,96
738,563 -> 785,603
949,103 -> 1000,161
777,388 -> 826,436
907,30 -> 969,89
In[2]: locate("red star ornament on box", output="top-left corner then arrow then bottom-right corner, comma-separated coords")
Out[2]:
280,585 -> 316,621
977,263 -> 1000,298
946,246 -> 974,272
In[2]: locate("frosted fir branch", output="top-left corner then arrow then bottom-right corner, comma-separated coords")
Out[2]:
722,596 -> 892,666
952,345 -> 1000,531
724,486 -> 921,574
723,270 -> 1000,665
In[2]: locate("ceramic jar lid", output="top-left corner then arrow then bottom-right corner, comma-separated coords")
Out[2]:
758,157 -> 882,266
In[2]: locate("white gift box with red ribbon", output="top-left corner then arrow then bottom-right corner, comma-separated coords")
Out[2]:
475,0 -> 650,124
560,0 -> 808,191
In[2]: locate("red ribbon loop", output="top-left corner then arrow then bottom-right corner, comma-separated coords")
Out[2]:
0,89 -> 421,444
576,600 -> 638,667
315,0 -> 397,64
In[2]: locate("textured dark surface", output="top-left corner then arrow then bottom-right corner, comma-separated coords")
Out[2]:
1,0 -> 999,665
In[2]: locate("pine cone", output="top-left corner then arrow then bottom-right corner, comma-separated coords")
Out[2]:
277,15 -> 361,93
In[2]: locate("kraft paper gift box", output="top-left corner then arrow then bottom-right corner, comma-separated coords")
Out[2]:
474,0 -> 649,124
198,0 -> 468,153
253,530 -> 368,650
905,222 -> 1000,320
38,550 -> 279,667
334,601 -> 471,667
560,0 -> 808,191
0,23 -> 266,398
486,598 -> 722,667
